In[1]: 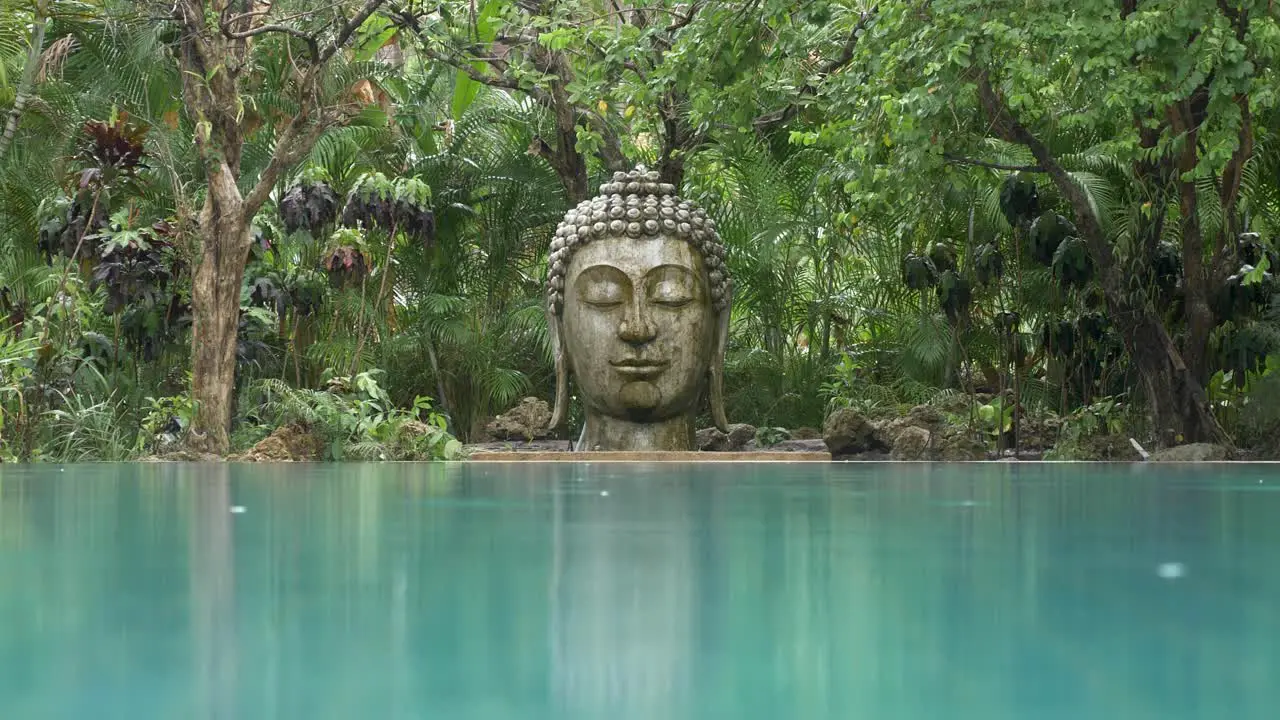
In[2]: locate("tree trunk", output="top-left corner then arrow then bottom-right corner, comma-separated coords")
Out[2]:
188,204 -> 252,455
172,0 -> 388,454
977,71 -> 1230,447
1171,102 -> 1215,385
0,12 -> 48,164
1125,306 -> 1222,445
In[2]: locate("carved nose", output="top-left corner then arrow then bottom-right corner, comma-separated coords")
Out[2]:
618,314 -> 657,345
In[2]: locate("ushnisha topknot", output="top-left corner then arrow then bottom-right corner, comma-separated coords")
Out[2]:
545,165 -> 731,315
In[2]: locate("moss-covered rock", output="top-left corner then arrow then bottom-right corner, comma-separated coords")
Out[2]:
696,423 -> 757,451
727,423 -> 758,449
1047,434 -> 1142,461
1150,443 -> 1230,462
790,427 -> 822,440
891,426 -> 931,461
824,408 -> 884,456
933,427 -> 987,461
484,397 -> 553,441
235,423 -> 324,461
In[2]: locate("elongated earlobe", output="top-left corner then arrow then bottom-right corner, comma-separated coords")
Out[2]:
548,312 -> 570,430
709,288 -> 732,432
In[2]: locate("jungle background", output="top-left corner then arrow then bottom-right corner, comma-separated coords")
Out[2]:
3,0 -> 1279,462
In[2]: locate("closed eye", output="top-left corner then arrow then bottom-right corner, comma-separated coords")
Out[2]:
576,266 -> 630,308
582,287 -> 624,308
648,280 -> 695,308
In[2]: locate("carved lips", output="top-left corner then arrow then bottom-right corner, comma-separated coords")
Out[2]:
610,358 -> 670,378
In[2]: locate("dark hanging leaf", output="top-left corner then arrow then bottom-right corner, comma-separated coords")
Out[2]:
926,241 -> 957,274
90,229 -> 172,315
79,113 -> 148,174
280,180 -> 341,237
1051,236 -> 1093,289
1238,232 -> 1264,266
78,168 -> 101,190
934,270 -> 972,322
995,311 -> 1025,362
289,271 -> 328,317
165,293 -> 192,333
901,252 -> 937,290
324,246 -> 369,288
248,276 -> 285,310
152,219 -> 176,238
394,198 -> 436,248
247,226 -> 274,262
1214,267 -> 1273,320
38,195 -> 106,261
1083,286 -> 1107,311
999,173 -> 1040,227
1040,320 -> 1076,358
1076,313 -> 1109,346
1214,325 -> 1272,389
236,309 -> 277,370
1152,240 -> 1182,296
342,173 -> 397,231
77,331 -> 114,369
1029,212 -> 1076,266
1213,273 -> 1243,320
973,242 -> 1004,286
995,311 -> 1020,335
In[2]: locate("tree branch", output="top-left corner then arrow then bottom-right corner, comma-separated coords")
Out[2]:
242,93 -> 338,220
320,0 -> 386,63
820,4 -> 879,76
417,43 -> 525,92
666,1 -> 705,33
753,5 -> 879,133
975,69 -> 1114,272
222,22 -> 318,44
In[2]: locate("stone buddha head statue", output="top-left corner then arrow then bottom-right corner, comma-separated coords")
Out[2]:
545,166 -> 732,451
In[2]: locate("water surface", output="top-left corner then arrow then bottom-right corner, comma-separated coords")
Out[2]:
0,462 -> 1277,719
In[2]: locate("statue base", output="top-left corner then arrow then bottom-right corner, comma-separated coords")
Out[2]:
468,450 -> 831,462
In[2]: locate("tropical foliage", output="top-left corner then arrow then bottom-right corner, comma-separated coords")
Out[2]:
3,0 -> 1280,461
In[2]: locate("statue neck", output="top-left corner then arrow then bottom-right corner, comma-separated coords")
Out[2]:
576,412 -> 696,452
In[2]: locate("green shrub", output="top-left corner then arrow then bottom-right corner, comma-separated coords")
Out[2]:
257,370 -> 461,461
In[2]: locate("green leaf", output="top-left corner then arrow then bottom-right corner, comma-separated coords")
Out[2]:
354,16 -> 398,63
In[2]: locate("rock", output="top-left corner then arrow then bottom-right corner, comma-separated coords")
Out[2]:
1150,443 -> 1230,462
937,393 -> 975,414
823,408 -> 883,456
766,439 -> 830,453
236,423 -> 324,462
872,404 -> 948,449
872,418 -> 907,448
905,404 -> 944,428
484,397 -> 553,441
1057,435 -> 1143,461
790,427 -> 821,440
695,424 -> 756,451
696,427 -> 728,450
933,428 -> 987,461
891,426 -> 931,461
726,423 -> 757,450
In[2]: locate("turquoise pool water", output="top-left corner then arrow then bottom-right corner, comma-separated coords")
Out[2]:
0,462 -> 1277,719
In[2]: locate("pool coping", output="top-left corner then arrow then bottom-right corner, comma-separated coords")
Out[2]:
468,451 -> 833,462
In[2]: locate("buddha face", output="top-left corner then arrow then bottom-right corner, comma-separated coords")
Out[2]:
562,235 -> 715,421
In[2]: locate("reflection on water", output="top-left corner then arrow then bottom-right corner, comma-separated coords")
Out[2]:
0,462 -> 1278,719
